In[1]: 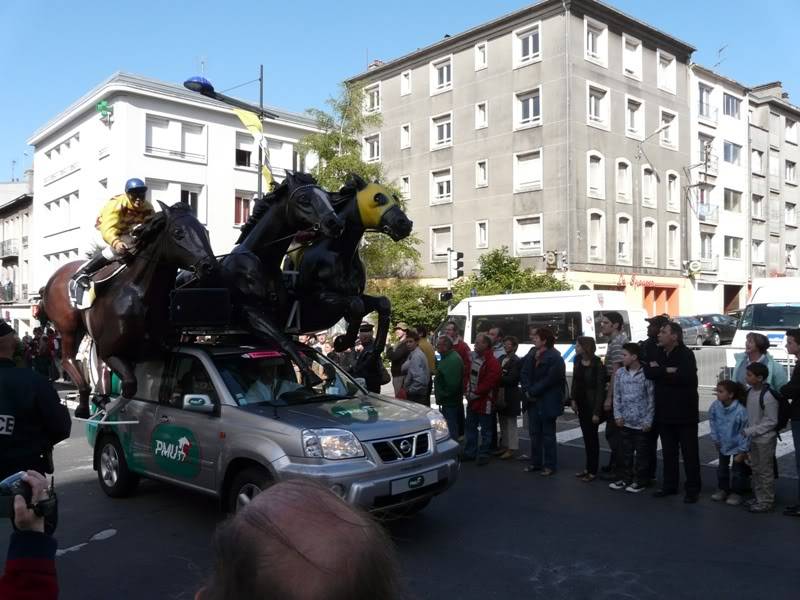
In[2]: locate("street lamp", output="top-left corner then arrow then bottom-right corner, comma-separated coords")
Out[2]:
183,68 -> 278,198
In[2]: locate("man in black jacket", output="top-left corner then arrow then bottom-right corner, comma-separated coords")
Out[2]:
350,323 -> 383,393
644,322 -> 701,503
780,328 -> 800,517
0,321 -> 71,480
638,314 -> 670,483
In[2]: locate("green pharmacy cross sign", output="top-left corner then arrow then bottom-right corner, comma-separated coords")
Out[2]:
96,100 -> 113,123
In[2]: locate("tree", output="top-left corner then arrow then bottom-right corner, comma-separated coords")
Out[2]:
298,84 -> 420,278
451,247 -> 570,303
367,279 -> 449,333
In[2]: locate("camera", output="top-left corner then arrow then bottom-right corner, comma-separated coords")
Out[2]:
0,471 -> 58,534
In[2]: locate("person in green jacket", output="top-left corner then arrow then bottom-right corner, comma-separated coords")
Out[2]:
435,335 -> 464,441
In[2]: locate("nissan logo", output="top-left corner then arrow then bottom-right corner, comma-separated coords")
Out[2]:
399,440 -> 412,455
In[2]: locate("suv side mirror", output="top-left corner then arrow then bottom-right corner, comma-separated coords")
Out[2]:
183,394 -> 215,414
354,377 -> 367,388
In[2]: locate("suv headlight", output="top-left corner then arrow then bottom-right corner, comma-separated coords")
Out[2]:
427,410 -> 450,441
302,429 -> 365,460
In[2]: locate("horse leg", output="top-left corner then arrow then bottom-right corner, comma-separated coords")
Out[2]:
104,356 -> 137,398
60,331 -> 91,419
361,294 -> 392,355
332,295 -> 365,352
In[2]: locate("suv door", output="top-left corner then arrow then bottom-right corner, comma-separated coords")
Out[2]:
152,353 -> 223,492
124,360 -> 167,475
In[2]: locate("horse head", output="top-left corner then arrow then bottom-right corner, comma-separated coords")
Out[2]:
343,173 -> 413,241
137,201 -> 218,276
283,171 -> 345,238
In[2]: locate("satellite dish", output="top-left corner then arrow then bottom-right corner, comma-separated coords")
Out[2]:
545,250 -> 557,267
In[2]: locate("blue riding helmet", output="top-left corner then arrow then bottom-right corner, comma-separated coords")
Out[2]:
125,177 -> 147,194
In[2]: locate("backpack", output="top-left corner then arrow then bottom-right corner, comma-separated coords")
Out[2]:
759,385 -> 791,433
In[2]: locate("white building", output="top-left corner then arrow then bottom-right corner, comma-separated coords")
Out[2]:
687,65 -> 750,313
27,72 -> 319,290
0,175 -> 34,334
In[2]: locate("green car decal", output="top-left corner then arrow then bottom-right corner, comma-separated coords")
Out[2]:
151,425 -> 201,478
331,402 -> 379,422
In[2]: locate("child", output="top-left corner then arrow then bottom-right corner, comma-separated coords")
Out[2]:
743,362 -> 779,513
609,343 -> 654,493
709,380 -> 751,506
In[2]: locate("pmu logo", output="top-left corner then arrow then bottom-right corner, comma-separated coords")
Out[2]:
151,426 -> 200,478
154,436 -> 192,462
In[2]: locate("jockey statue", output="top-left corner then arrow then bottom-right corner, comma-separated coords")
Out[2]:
72,178 -> 155,289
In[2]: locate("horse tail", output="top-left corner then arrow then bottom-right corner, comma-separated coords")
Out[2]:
36,287 -> 50,327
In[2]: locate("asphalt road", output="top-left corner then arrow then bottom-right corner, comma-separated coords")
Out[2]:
4,417 -> 799,600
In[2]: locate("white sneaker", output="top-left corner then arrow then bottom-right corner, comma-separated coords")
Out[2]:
608,480 -> 627,491
711,490 -> 728,502
725,493 -> 743,506
625,482 -> 647,493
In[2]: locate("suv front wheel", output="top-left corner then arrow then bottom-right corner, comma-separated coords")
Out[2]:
226,466 -> 272,513
97,435 -> 139,498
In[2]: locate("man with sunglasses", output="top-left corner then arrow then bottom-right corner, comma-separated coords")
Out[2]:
71,178 -> 154,289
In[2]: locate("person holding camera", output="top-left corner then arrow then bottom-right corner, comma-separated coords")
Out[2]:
0,321 -> 71,480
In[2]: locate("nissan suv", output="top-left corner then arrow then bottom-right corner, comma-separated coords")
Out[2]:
86,338 -> 460,514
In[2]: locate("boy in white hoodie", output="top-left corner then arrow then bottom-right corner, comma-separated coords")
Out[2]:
743,362 -> 779,513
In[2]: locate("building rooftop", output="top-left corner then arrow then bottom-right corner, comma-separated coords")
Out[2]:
0,182 -> 32,210
29,71 -> 318,146
346,0 -> 695,82
692,64 -> 749,93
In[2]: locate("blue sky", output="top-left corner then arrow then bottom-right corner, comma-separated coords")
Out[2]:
1,0 -> 797,181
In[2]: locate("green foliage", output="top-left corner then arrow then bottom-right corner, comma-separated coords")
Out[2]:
451,247 -> 570,303
298,84 -> 420,278
368,279 -> 449,333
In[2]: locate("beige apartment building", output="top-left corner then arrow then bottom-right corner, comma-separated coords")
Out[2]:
347,0 -> 695,315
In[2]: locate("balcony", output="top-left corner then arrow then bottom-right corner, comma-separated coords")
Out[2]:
698,153 -> 719,176
752,265 -> 768,279
698,106 -> 719,126
697,204 -> 719,224
43,161 -> 80,186
700,256 -> 719,273
145,146 -> 206,163
0,239 -> 19,258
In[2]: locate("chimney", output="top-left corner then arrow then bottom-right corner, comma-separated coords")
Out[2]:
24,169 -> 33,194
367,59 -> 385,71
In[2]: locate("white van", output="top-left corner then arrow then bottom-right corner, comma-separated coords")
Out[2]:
440,291 -> 647,377
730,277 -> 800,362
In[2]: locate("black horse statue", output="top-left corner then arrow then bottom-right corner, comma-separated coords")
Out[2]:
283,174 -> 413,357
40,202 -> 218,418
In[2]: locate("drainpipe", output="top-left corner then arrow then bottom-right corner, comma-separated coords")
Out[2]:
562,0 -> 572,281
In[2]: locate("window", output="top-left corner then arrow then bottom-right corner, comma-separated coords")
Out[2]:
514,149 -> 543,192
514,215 -> 543,256
622,34 -> 642,80
513,23 -> 541,67
145,115 -> 207,162
752,194 -> 764,219
724,236 -> 742,259
400,175 -> 411,200
180,187 -> 201,217
659,109 -> 678,149
786,202 -> 797,226
786,160 -> 797,184
787,245 -> 797,268
400,123 -> 411,149
616,215 -> 632,263
587,151 -> 605,199
657,50 -> 676,93
234,192 -> 252,226
475,160 -> 488,188
400,70 -> 412,96
625,96 -> 644,139
430,56 -> 452,94
587,210 -> 605,262
769,150 -> 780,179
723,141 -> 741,165
515,88 -> 542,129
643,219 -> 657,265
430,225 -> 452,262
724,188 -> 741,212
476,220 -> 489,249
475,42 -> 487,70
666,171 -> 680,211
667,223 -> 679,267
584,17 -> 608,66
430,113 -> 453,149
787,119 -> 798,145
698,84 -> 713,119
616,159 -> 632,203
475,101 -> 488,129
752,239 -> 765,263
363,134 -> 380,162
701,232 -> 714,259
642,166 -> 656,207
752,149 -> 764,174
364,83 -> 381,113
430,168 -> 452,204
235,132 -> 253,167
723,93 -> 741,119
587,82 -> 610,129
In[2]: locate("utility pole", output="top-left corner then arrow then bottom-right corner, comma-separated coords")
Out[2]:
257,64 -> 264,199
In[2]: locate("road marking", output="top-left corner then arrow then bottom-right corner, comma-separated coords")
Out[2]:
56,528 -> 117,557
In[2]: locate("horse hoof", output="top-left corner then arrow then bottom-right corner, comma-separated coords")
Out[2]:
74,404 -> 90,419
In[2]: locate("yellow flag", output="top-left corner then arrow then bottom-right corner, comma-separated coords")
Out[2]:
233,108 -> 273,189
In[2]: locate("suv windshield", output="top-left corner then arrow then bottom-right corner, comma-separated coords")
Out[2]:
740,303 -> 800,330
213,348 -> 362,406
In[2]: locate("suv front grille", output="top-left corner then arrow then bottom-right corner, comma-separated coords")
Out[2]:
371,432 -> 431,463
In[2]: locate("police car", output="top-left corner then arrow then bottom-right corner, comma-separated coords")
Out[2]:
86,337 -> 459,513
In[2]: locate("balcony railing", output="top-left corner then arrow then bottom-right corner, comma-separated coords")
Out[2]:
0,239 -> 19,258
700,256 -> 719,272
698,153 -> 719,175
752,265 -> 768,279
697,204 -> 719,224
145,146 -> 206,163
43,161 -> 80,186
698,106 -> 719,125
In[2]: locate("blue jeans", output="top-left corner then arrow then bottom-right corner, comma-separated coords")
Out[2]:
717,453 -> 750,494
528,411 -> 557,470
464,409 -> 493,459
793,420 -> 800,502
439,405 -> 461,442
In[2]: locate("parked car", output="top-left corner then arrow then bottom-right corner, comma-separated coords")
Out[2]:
673,316 -> 708,346
696,313 -> 738,346
86,338 -> 459,515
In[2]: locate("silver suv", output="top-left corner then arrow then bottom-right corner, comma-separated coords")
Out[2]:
87,340 -> 460,513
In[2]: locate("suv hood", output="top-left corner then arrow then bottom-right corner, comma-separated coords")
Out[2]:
274,394 -> 432,440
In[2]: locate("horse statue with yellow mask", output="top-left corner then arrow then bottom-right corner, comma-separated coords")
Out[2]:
283,173 -> 413,357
